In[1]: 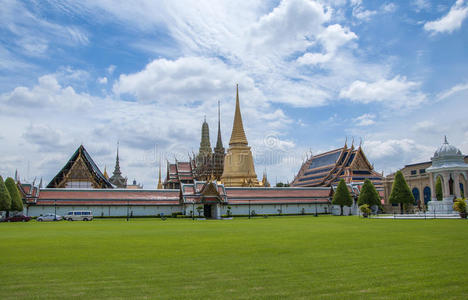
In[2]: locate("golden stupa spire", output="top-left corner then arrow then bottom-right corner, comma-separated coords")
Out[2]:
157,159 -> 163,189
103,165 -> 109,179
229,84 -> 248,146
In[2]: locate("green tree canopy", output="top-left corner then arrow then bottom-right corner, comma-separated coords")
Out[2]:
332,179 -> 353,216
435,176 -> 443,201
5,177 -> 23,212
0,176 -> 12,213
357,179 -> 381,208
389,171 -> 414,213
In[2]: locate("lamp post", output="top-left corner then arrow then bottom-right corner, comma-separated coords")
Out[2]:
127,199 -> 130,221
248,200 -> 251,219
192,200 -> 195,220
54,199 -> 57,221
314,202 -> 318,217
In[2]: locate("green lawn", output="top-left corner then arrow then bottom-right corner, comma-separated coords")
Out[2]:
1,216 -> 467,299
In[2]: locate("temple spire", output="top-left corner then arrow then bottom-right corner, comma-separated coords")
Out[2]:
229,84 -> 248,146
157,159 -> 163,189
103,165 -> 109,179
113,141 -> 121,176
444,135 -> 448,144
199,117 -> 212,154
215,100 -> 223,150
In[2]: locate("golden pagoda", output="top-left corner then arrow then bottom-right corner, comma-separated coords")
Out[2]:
221,85 -> 259,187
157,160 -> 163,189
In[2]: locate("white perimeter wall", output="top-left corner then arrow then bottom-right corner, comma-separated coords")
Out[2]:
28,203 -> 331,217
27,205 -> 182,217
183,203 -> 330,216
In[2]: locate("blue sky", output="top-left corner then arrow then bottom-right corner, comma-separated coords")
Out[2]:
1,0 -> 467,187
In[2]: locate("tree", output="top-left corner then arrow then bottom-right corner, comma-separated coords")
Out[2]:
435,176 -> 443,201
389,171 -> 414,213
332,179 -> 353,216
0,176 -> 12,217
5,177 -> 23,213
357,179 -> 381,209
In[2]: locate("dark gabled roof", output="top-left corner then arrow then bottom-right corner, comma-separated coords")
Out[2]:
307,149 -> 342,169
47,145 -> 113,188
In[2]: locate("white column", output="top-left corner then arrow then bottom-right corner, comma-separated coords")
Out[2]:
454,172 -> 461,199
429,173 -> 436,201
443,173 -> 450,198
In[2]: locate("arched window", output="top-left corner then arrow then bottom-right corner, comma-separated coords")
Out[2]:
423,187 -> 431,205
412,188 -> 420,206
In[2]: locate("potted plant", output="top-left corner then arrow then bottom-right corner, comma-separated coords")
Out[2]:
359,204 -> 371,218
196,205 -> 203,217
453,198 -> 467,219
226,206 -> 232,217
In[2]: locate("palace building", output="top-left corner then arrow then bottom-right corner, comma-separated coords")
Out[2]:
383,137 -> 468,212
291,141 -> 384,189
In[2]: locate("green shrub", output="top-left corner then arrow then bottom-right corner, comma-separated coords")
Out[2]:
0,176 -> 12,214
435,177 -> 443,201
453,198 -> 467,214
5,177 -> 23,212
359,204 -> 371,216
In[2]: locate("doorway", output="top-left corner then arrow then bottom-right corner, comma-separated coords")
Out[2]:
204,205 -> 212,218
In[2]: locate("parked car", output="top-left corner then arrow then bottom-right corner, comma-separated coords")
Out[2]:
2,215 -> 31,222
64,211 -> 93,221
37,214 -> 63,222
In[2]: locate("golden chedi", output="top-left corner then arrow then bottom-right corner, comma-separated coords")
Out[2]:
221,85 -> 259,187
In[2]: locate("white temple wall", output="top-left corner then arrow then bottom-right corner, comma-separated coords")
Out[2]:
27,203 -> 331,217
27,205 -> 182,217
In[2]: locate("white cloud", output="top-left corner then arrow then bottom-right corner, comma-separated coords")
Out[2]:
113,56 -> 260,105
0,74 -> 93,110
98,77 -> 108,84
412,0 -> 431,12
354,113 -> 375,126
339,76 -> 426,109
351,0 -> 377,21
382,3 -> 397,13
107,65 -> 116,75
437,81 -> 468,100
424,0 -> 468,34
363,139 -> 434,171
0,0 -> 89,57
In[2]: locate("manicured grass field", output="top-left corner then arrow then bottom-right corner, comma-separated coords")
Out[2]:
1,216 -> 467,299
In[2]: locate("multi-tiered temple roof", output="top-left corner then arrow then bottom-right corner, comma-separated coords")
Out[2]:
291,142 -> 383,188
47,145 -> 113,189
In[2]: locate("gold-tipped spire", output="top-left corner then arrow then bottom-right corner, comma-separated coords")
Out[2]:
157,159 -> 163,189
103,165 -> 109,179
229,84 -> 248,146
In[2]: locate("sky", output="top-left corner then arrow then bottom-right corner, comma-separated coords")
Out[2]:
0,0 -> 467,188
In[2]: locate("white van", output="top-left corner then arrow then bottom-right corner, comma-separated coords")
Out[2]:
64,211 -> 93,221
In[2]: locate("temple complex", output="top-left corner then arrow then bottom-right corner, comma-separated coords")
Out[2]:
221,85 -> 259,187
291,141 -> 384,189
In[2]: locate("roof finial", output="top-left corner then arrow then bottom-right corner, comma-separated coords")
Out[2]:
444,135 -> 448,144
359,137 -> 362,148
344,136 -> 348,148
